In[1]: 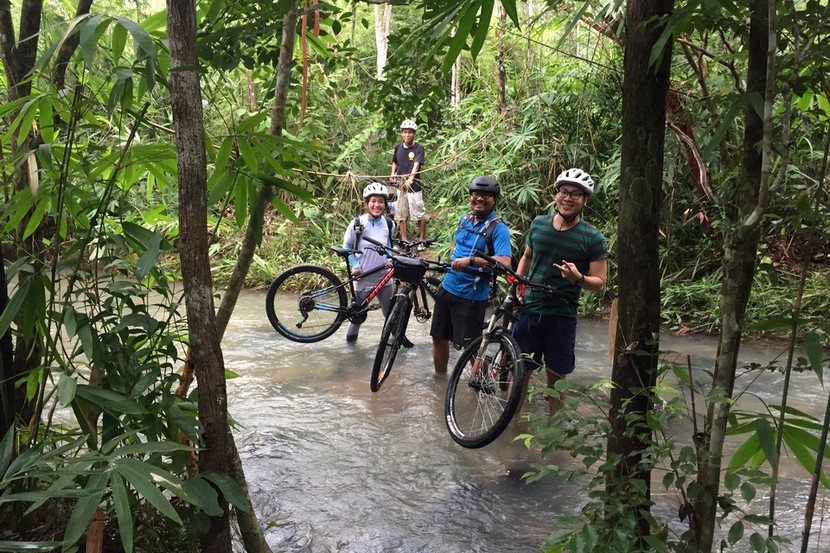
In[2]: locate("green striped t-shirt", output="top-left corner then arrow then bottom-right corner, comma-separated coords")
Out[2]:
523,215 -> 607,317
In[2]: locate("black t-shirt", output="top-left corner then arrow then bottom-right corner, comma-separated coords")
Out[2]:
391,142 -> 426,192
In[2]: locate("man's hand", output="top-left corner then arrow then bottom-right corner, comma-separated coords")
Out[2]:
552,260 -> 581,283
351,268 -> 364,277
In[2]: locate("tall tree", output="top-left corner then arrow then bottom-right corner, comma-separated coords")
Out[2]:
167,0 -> 232,551
693,0 -> 771,549
607,0 -> 673,543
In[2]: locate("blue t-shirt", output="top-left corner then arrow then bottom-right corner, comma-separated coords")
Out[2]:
441,212 -> 511,301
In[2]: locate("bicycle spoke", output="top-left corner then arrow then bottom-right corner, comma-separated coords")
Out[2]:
445,331 -> 524,448
266,266 -> 346,342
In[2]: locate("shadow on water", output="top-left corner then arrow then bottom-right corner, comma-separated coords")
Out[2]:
224,290 -> 829,552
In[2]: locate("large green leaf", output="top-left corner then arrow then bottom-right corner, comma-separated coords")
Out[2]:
74,385 -> 149,416
802,331 -> 824,384
63,471 -> 108,548
0,277 -> 30,337
110,473 -> 135,553
135,232 -> 162,281
112,459 -> 182,524
200,471 -> 251,512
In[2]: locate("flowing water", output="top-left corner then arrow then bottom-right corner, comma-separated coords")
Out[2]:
224,289 -> 829,552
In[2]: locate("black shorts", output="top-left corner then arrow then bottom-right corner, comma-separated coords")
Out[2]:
429,287 -> 487,349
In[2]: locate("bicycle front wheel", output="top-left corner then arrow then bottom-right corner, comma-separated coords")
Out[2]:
265,265 -> 347,343
370,296 -> 411,392
444,329 -> 525,448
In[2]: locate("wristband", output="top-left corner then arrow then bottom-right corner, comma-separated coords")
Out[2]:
576,274 -> 585,286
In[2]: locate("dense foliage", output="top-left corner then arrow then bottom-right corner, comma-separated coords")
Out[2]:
1,0 -> 829,551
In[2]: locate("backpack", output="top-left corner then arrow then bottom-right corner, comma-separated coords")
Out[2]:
353,216 -> 394,248
457,212 -> 501,256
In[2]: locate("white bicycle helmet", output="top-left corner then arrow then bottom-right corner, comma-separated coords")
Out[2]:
400,119 -> 418,131
363,182 -> 390,200
555,168 -> 595,196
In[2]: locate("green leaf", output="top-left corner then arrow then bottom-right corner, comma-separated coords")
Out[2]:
728,520 -> 744,545
723,471 -> 740,491
755,418 -> 777,467
728,433 -> 762,471
115,16 -> 157,63
469,0 -> 493,60
57,373 -> 77,406
22,192 -> 49,240
110,473 -> 134,553
803,331 -> 824,384
79,14 -> 103,67
135,232 -> 162,281
0,277 -> 31,337
112,23 -> 127,64
237,139 -> 259,173
749,532 -> 765,552
0,427 -> 14,478
234,176 -> 250,227
74,385 -> 149,416
112,460 -> 182,524
236,113 -> 267,133
740,481 -> 756,502
200,471 -> 251,512
180,477 -> 223,516
441,1 -> 481,73
64,471 -> 108,547
38,96 -> 54,143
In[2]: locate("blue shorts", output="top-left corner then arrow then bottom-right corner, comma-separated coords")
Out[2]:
512,311 -> 577,376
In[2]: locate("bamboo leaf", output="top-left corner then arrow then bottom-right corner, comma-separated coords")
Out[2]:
441,1 -> 480,73
727,433 -> 762,471
113,460 -> 182,524
64,471 -> 108,547
112,23 -> 127,64
38,96 -> 54,143
79,14 -> 103,67
110,473 -> 134,553
200,471 -> 251,512
803,331 -> 824,384
237,139 -> 259,173
0,278 -> 31,337
135,232 -> 162,281
469,0 -> 493,60
755,418 -> 777,467
74,385 -> 149,416
22,193 -> 49,240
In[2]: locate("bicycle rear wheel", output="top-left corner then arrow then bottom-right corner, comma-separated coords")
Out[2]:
370,296 -> 411,392
444,329 -> 525,448
265,265 -> 347,343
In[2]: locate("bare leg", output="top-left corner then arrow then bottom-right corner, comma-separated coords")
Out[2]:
433,337 -> 450,374
399,220 -> 408,241
546,369 -> 565,415
418,219 -> 426,241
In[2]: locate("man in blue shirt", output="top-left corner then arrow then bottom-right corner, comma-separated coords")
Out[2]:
430,176 -> 512,373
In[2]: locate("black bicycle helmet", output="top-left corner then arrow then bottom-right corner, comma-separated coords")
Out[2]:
468,175 -> 500,197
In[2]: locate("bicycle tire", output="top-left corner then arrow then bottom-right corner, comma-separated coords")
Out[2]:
370,296 -> 411,392
444,329 -> 525,448
265,265 -> 348,343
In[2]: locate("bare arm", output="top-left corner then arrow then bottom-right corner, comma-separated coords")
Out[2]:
552,258 -> 607,292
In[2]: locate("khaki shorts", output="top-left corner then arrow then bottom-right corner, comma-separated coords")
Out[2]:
394,190 -> 426,221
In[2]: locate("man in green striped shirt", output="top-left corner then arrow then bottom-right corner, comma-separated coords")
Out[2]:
514,168 -> 608,415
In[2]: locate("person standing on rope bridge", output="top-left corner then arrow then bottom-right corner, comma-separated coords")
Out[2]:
513,168 -> 607,415
390,119 -> 427,242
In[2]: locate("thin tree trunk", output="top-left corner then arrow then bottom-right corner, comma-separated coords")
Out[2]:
495,3 -> 506,112
693,0 -> 770,549
168,1 -> 232,551
374,4 -> 391,78
607,0 -> 673,543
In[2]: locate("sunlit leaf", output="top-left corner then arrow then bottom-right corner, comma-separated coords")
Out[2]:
57,373 -> 77,406
755,418 -> 777,467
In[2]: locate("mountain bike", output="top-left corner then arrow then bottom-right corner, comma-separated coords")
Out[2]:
265,238 -> 441,343
368,243 -> 450,392
444,249 -> 570,448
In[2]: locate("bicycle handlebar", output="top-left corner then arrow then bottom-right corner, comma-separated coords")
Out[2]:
362,236 -> 451,273
471,249 -> 566,299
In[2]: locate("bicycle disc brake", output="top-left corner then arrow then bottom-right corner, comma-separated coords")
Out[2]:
414,307 -> 431,323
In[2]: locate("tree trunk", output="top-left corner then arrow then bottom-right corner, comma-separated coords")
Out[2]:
607,0 -> 673,543
168,1 -> 232,552
693,0 -> 769,549
374,4 -> 391,79
496,2 -> 506,112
